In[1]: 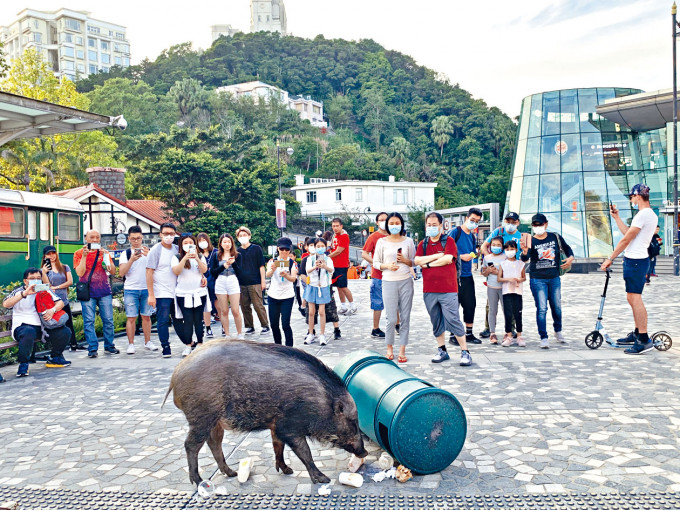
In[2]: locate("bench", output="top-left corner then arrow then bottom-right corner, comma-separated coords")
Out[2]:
0,313 -> 18,351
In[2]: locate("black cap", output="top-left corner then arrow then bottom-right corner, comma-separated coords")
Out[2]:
531,213 -> 548,225
276,237 -> 293,250
505,212 -> 520,221
43,245 -> 57,255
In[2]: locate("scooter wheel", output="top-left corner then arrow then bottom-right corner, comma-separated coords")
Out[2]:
652,331 -> 672,351
585,331 -> 603,349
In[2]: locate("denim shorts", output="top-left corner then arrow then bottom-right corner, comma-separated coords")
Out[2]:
623,257 -> 649,295
369,278 -> 384,311
123,289 -> 152,317
303,285 -> 331,304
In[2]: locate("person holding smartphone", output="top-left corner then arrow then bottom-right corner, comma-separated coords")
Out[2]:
41,245 -> 78,350
74,229 -> 118,358
265,237 -> 299,347
302,237 -> 333,346
119,225 -> 156,354
211,233 -> 243,338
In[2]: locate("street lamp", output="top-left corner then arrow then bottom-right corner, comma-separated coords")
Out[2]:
673,2 -> 680,275
276,141 -> 294,199
363,206 -> 372,224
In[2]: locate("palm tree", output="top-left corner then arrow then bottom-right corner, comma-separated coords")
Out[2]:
431,116 -> 454,159
389,137 -> 411,173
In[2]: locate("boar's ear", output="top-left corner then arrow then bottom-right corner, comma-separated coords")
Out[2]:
334,400 -> 345,416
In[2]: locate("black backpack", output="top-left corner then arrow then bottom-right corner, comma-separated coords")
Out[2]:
423,227 -> 463,286
648,236 -> 661,258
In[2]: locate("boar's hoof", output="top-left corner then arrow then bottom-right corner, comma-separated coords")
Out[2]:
311,472 -> 331,484
275,461 -> 294,475
222,466 -> 237,478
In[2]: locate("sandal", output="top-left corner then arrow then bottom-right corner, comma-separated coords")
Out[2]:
398,355 -> 408,363
386,352 -> 394,360
490,334 -> 498,344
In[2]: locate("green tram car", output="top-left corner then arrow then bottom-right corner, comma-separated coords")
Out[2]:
0,188 -> 83,286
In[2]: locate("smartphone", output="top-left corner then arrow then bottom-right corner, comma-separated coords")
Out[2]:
187,245 -> 196,254
397,248 -> 402,253
43,258 -> 52,270
275,260 -> 287,269
487,262 -> 494,267
134,248 -> 142,255
88,242 -> 101,250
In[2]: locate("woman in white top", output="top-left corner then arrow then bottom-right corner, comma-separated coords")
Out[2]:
302,237 -> 334,346
172,234 -> 209,356
373,212 -> 416,363
210,234 -> 243,339
265,237 -> 299,347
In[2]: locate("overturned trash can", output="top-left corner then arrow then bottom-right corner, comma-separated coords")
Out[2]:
333,350 -> 467,474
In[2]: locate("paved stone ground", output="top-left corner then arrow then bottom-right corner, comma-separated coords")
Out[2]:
1,272 -> 679,501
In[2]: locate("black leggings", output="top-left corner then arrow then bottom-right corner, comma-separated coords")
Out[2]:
502,294 -> 523,334
458,276 -> 476,324
176,296 -> 206,346
63,303 -> 77,347
294,284 -> 302,308
268,296 -> 294,346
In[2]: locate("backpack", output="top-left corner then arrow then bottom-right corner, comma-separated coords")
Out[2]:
648,236 -> 661,258
423,227 -> 464,286
34,290 -> 68,329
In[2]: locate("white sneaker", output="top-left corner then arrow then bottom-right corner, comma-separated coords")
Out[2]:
126,344 -> 135,355
182,346 -> 192,357
349,302 -> 358,315
540,337 -> 550,349
339,307 -> 349,316
318,334 -> 328,346
144,340 -> 159,351
555,331 -> 567,344
304,333 -> 316,345
237,334 -> 245,340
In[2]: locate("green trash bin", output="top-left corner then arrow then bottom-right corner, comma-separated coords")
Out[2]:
334,350 -> 467,474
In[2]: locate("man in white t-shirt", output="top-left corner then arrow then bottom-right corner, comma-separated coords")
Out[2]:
146,223 -> 181,358
119,225 -> 157,354
601,184 -> 658,355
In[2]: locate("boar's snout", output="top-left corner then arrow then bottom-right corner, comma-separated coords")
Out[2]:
344,434 -> 367,458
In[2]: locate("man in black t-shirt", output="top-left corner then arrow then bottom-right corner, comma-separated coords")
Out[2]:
520,214 -> 574,349
235,227 -> 270,335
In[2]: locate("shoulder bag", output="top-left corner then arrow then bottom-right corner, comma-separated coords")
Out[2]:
76,250 -> 100,301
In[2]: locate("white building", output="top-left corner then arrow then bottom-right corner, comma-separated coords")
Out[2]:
216,81 -> 327,128
250,0 -> 287,35
291,175 -> 437,218
0,8 -> 131,82
210,24 -> 241,41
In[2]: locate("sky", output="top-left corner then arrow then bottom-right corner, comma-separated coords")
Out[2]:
0,0 -> 671,117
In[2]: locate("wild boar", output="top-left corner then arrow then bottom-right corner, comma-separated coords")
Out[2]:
163,339 -> 367,485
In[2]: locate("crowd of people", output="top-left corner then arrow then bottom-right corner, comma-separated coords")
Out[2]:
1,183 -> 660,380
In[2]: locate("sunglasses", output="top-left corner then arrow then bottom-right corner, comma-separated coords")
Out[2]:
180,232 -> 193,237
278,247 -> 291,251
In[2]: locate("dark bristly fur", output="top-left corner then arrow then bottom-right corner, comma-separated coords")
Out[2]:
165,339 -> 367,485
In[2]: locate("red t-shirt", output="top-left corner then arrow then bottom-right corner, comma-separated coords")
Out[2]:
362,231 -> 387,280
331,232 -> 350,269
415,237 -> 459,293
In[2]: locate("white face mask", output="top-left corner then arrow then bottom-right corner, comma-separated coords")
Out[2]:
378,221 -> 386,231
504,250 -> 517,259
532,226 -> 546,236
162,235 -> 174,245
466,220 -> 479,231
198,241 -> 209,250
504,222 -> 518,233
238,236 -> 250,245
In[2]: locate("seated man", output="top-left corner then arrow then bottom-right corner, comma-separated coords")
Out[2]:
2,267 -> 72,377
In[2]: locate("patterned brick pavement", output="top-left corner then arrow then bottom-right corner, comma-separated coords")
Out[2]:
0,272 -> 679,499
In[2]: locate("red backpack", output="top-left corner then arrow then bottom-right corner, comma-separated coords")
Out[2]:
34,290 -> 68,329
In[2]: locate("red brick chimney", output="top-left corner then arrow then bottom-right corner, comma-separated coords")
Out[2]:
86,167 -> 126,202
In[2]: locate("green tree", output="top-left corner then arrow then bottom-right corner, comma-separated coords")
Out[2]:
325,92 -> 353,129
389,136 -> 411,173
168,78 -> 210,127
0,41 -> 9,79
431,116 -> 454,159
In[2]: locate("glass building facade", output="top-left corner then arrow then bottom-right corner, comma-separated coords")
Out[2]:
507,88 -> 669,258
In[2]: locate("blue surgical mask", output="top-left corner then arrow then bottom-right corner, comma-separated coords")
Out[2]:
425,226 -> 440,237
491,246 -> 503,255
505,250 -> 517,259
466,221 -> 478,231
388,225 -> 402,235
632,202 -> 639,210
504,223 -> 518,233
315,247 -> 326,255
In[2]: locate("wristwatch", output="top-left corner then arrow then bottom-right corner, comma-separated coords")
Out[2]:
426,262 -> 431,268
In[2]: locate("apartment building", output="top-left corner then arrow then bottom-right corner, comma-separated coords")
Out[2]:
0,8 -> 131,81
251,0 -> 287,35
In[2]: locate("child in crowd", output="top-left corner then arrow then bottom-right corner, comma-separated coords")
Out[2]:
497,240 -> 526,347
303,238 -> 334,345
481,236 -> 506,344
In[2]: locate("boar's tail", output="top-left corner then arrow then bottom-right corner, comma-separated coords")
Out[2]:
161,383 -> 173,409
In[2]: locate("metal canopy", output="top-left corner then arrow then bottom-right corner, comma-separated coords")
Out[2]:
596,88 -> 675,132
0,91 -> 125,146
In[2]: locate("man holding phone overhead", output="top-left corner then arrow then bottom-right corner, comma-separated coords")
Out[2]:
600,184 -> 658,355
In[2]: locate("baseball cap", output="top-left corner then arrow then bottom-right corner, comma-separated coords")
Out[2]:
276,237 -> 293,250
505,212 -> 520,221
531,213 -> 548,226
628,183 -> 650,198
43,245 -> 57,255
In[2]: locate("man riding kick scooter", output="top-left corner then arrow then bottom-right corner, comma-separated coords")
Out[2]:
600,184 -> 657,355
